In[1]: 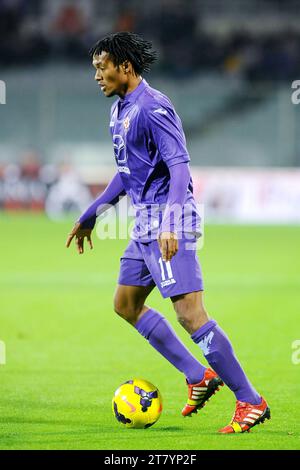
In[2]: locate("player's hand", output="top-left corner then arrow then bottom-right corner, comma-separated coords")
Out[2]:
158,232 -> 178,262
65,222 -> 93,254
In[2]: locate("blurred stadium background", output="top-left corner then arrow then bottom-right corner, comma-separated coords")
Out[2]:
1,0 -> 300,223
1,0 -> 300,451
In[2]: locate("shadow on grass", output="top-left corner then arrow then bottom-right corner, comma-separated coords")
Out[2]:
1,417 -> 90,425
148,426 -> 184,432
2,417 -> 185,433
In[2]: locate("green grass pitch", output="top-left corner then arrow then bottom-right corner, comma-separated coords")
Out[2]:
0,215 -> 299,450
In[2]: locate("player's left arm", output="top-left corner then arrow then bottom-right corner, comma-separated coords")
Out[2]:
159,162 -> 190,262
66,172 -> 125,254
144,102 -> 191,262
158,162 -> 190,261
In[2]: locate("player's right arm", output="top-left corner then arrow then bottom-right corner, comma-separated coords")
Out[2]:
66,172 -> 125,254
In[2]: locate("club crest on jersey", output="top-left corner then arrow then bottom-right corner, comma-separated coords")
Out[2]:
123,116 -> 130,131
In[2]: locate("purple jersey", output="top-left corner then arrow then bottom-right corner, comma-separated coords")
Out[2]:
109,79 -> 200,241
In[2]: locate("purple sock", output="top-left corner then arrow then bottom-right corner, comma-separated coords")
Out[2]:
135,309 -> 206,384
192,320 -> 261,405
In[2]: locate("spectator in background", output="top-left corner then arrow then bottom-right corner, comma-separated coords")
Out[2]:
0,0 -> 24,65
1,0 -> 300,78
52,3 -> 86,36
45,162 -> 92,220
49,1 -> 88,59
0,155 -> 92,218
0,151 -> 46,211
114,4 -> 136,33
0,0 -> 49,65
152,0 -> 200,76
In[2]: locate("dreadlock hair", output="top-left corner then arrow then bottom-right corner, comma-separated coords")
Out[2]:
89,31 -> 157,75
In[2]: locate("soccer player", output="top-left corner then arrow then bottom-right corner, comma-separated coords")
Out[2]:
66,32 -> 270,433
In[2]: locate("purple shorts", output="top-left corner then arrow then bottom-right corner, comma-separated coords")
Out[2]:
118,236 -> 204,298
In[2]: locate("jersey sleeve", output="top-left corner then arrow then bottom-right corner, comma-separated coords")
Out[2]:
160,162 -> 191,234
78,172 -> 125,229
143,103 -> 190,167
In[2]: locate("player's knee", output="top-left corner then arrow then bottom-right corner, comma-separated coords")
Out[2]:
113,296 -> 142,324
113,296 -> 128,318
176,311 -> 195,332
173,301 -> 208,333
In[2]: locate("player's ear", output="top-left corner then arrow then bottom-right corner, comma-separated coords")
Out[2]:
122,61 -> 130,74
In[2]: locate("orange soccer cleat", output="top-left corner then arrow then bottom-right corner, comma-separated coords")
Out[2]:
182,368 -> 224,417
218,396 -> 271,433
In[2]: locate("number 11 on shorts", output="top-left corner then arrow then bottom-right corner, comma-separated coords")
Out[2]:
158,257 -> 175,281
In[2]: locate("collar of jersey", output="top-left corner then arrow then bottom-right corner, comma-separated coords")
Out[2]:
120,78 -> 147,104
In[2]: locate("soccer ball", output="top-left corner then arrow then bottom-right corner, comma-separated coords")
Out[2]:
112,378 -> 163,429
